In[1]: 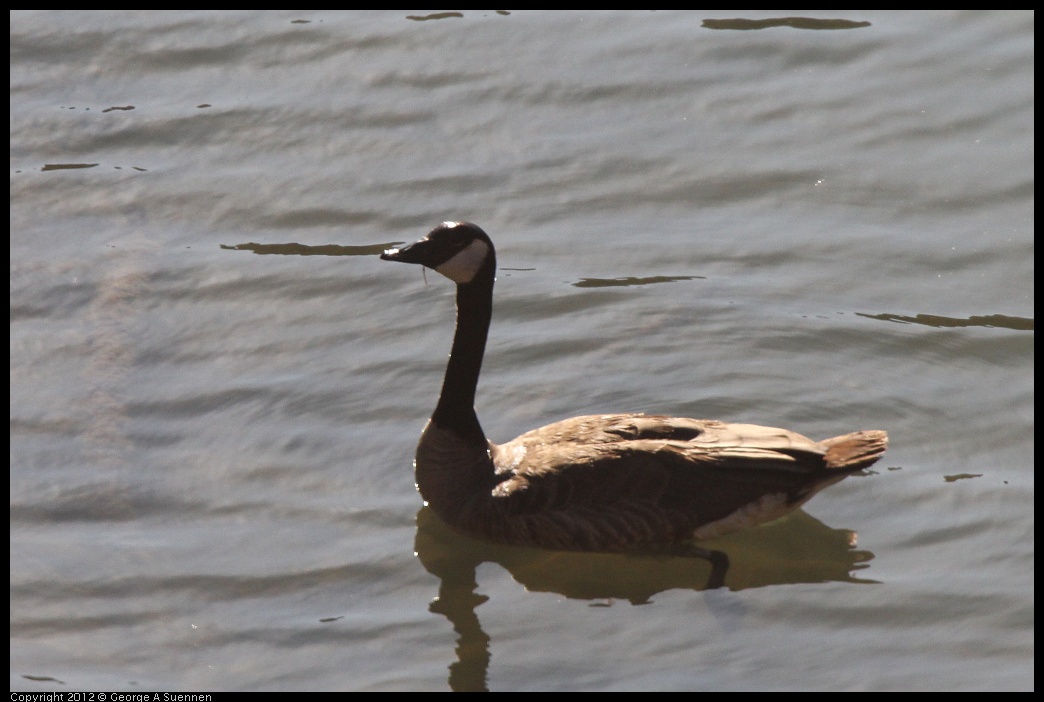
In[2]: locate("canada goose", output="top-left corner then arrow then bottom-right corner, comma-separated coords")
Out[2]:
382,222 -> 887,576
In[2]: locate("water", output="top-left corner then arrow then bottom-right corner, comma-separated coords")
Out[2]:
10,10 -> 1033,691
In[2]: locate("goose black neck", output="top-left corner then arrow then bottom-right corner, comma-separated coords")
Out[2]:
431,261 -> 495,446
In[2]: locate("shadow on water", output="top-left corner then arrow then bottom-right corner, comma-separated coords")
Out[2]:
413,506 -> 875,692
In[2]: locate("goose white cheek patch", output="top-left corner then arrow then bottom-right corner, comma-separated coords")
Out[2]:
435,240 -> 490,283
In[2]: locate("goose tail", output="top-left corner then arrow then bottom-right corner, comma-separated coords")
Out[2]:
819,430 -> 889,472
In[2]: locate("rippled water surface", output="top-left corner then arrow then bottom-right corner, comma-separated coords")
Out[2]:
10,10 -> 1033,691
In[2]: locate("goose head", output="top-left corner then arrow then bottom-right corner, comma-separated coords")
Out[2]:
381,221 -> 495,285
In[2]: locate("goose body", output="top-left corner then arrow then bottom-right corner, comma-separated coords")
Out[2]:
382,222 -> 887,555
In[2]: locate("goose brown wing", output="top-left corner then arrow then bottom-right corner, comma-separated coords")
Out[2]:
483,415 -> 865,549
